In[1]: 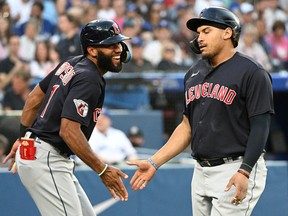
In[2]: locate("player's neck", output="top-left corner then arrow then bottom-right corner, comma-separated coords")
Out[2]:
210,49 -> 236,68
86,55 -> 107,76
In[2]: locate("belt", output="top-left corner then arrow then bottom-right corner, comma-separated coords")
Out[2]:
24,131 -> 71,158
196,156 -> 243,167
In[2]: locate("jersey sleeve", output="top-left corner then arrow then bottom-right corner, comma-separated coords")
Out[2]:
61,78 -> 102,127
39,71 -> 54,93
245,69 -> 274,117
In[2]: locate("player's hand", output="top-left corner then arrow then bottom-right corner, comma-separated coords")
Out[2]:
126,159 -> 157,191
3,139 -> 21,174
100,165 -> 129,201
224,170 -> 249,205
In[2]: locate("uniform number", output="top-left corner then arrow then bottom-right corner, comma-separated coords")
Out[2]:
40,85 -> 60,118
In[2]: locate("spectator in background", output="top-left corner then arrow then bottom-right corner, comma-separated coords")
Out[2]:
0,16 -> 13,60
143,19 -> 182,67
139,22 -> 154,47
128,126 -> 144,148
144,0 -> 167,29
82,4 -> 98,25
97,0 -> 115,20
19,19 -> 39,62
67,5 -> 85,27
0,134 -> 9,166
172,11 -> 199,68
133,0 -> 150,17
17,1 -> 56,40
255,18 -> 272,57
265,20 -> 288,71
29,40 -> 52,86
157,40 -> 186,72
125,2 -> 140,20
88,108 -> 138,165
55,0 -> 94,14
194,0 -> 226,15
237,23 -> 272,72
48,44 -> 60,71
112,0 -> 126,29
122,36 -> 154,73
166,1 -> 188,24
7,0 -> 34,32
0,0 -> 11,20
52,12 -> 82,61
238,2 -> 255,26
42,0 -> 59,26
2,69 -> 31,111
0,35 -> 29,90
257,0 -> 287,35
121,18 -> 142,40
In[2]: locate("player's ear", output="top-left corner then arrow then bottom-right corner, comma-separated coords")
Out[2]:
87,46 -> 98,58
223,27 -> 233,40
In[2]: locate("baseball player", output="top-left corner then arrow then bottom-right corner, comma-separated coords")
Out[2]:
127,6 -> 274,216
4,19 -> 131,216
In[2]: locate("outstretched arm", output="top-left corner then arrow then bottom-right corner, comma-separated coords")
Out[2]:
60,118 -> 129,201
127,115 -> 192,190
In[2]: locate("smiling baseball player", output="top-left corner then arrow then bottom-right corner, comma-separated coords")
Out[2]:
4,19 -> 132,216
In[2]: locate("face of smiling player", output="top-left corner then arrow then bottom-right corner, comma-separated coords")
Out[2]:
97,43 -> 123,73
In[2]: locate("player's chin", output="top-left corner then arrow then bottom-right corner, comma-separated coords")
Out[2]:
109,65 -> 122,73
201,51 -> 212,59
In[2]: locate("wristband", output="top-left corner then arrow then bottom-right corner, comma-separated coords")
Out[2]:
98,164 -> 108,177
148,158 -> 158,170
237,169 -> 249,179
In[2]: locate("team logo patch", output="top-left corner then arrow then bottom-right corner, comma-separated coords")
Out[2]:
73,99 -> 89,117
112,23 -> 120,34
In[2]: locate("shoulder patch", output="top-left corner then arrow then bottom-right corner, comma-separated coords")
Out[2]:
73,99 -> 89,117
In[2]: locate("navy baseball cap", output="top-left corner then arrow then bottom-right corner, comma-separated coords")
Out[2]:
128,126 -> 143,137
131,37 -> 143,47
101,108 -> 111,118
157,19 -> 170,28
177,2 -> 188,10
127,3 -> 137,12
123,19 -> 135,28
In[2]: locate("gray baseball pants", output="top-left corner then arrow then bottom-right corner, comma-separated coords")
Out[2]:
191,156 -> 267,216
16,136 -> 96,216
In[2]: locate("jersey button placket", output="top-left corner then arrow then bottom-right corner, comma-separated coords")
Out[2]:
198,98 -> 205,144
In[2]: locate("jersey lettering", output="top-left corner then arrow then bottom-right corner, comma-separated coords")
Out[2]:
93,108 -> 101,122
185,82 -> 236,105
55,62 -> 75,86
41,85 -> 60,118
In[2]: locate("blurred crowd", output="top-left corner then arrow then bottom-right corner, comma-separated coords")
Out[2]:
0,0 -> 287,111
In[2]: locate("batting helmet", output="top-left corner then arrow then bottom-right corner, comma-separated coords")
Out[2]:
80,19 -> 131,63
186,6 -> 241,53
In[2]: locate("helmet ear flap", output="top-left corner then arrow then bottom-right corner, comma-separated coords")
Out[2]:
189,36 -> 201,54
120,42 -> 131,63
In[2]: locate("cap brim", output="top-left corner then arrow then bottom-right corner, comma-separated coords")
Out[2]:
186,18 -> 228,32
101,34 -> 130,45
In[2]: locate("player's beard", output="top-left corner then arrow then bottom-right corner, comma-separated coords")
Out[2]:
97,51 -> 122,73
